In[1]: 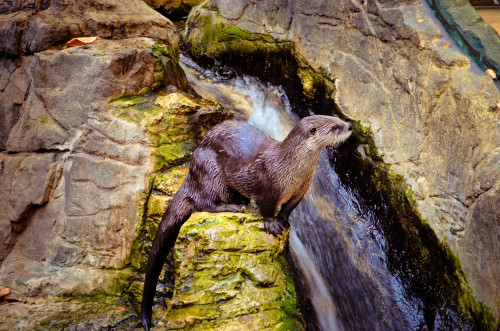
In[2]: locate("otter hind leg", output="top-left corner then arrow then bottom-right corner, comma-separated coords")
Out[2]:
190,148 -> 248,213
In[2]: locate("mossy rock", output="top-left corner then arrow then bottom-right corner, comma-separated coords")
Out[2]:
152,212 -> 304,330
184,7 -> 285,59
0,293 -> 136,331
112,92 -> 232,172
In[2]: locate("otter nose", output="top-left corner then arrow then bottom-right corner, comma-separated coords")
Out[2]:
347,123 -> 352,131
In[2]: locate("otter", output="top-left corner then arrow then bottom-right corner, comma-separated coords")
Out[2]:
141,115 -> 352,330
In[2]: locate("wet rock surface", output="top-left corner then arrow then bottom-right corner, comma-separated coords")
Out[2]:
185,0 -> 500,320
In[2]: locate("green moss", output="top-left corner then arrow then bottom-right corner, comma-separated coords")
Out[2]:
184,10 -> 289,59
96,44 -> 108,51
109,95 -> 148,108
38,114 -> 54,126
152,213 -> 303,329
107,268 -> 136,296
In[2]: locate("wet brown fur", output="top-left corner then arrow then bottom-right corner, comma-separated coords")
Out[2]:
141,115 -> 352,330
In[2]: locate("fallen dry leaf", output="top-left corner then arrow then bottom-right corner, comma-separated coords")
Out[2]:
116,306 -> 130,313
0,288 -> 10,298
485,69 -> 497,79
496,102 -> 500,110
418,18 -> 425,23
64,36 -> 101,49
12,257 -> 19,261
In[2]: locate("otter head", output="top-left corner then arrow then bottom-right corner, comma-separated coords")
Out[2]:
296,115 -> 352,150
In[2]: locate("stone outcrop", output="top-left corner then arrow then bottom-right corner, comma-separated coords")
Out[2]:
152,212 -> 303,330
0,0 -> 179,56
184,0 -> 500,321
0,37 -> 165,297
0,35 -> 233,298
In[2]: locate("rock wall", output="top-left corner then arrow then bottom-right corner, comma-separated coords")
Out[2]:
0,37 -> 164,297
184,0 -> 500,319
0,0 -> 184,298
0,0 -> 178,56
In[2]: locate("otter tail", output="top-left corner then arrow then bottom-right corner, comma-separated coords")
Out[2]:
140,189 -> 195,331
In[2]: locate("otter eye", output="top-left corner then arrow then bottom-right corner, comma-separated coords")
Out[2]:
331,125 -> 339,131
309,127 -> 317,135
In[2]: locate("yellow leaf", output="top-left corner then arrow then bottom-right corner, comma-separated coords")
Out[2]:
116,306 -> 130,313
418,19 -> 425,23
64,36 -> 101,49
485,69 -> 497,79
0,288 -> 10,298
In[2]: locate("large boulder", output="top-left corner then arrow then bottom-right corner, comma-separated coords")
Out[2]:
0,0 -> 191,299
0,38 -> 163,297
184,0 -> 500,320
153,212 -> 303,330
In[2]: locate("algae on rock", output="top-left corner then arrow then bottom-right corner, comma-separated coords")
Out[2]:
153,212 -> 303,330
117,91 -> 233,313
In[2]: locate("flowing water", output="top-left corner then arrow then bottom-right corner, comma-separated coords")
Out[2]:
180,55 -> 473,330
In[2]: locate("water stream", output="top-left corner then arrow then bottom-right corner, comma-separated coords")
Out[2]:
180,55 -> 473,330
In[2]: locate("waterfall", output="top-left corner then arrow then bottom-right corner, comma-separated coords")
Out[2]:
179,54 -> 473,331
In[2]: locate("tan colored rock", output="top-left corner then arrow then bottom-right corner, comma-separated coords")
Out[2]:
0,37 -> 177,297
5,38 -> 161,152
0,0 -> 179,56
0,153 -> 61,262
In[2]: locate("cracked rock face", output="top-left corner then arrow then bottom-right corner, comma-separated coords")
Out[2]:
0,38 -> 161,297
186,0 -> 500,318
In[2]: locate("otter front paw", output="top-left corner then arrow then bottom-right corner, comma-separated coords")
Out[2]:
277,216 -> 290,229
264,217 -> 286,236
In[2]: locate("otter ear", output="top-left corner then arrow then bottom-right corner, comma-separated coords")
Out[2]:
309,127 -> 317,135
